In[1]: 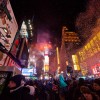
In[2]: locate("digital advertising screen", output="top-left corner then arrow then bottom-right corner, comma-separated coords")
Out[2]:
22,68 -> 34,76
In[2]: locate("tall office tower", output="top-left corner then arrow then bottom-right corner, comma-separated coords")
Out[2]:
60,26 -> 80,72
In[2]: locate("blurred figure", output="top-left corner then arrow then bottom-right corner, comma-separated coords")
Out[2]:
8,74 -> 26,89
92,78 -> 100,97
0,74 -> 35,100
79,86 -> 100,100
25,79 -> 35,96
73,78 -> 85,100
59,72 -> 67,100
52,79 -> 60,100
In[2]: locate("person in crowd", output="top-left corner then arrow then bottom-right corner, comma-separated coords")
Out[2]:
33,80 -> 47,100
92,78 -> 100,97
52,79 -> 60,100
79,85 -> 100,100
59,72 -> 67,100
0,74 -> 35,100
73,78 -> 85,100
66,77 -> 77,100
25,79 -> 35,96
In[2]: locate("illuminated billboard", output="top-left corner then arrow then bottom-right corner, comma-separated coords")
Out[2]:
0,0 -> 18,51
22,68 -> 37,76
0,0 -> 18,66
22,68 -> 33,76
92,63 -> 100,74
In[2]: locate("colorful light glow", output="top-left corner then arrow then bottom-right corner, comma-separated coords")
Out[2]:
20,21 -> 28,38
44,65 -> 49,72
36,43 -> 52,51
56,47 -> 60,65
92,63 -> 100,74
44,56 -> 49,65
72,55 -> 80,70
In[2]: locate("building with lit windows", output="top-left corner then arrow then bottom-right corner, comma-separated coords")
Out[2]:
60,26 -> 80,74
75,31 -> 100,77
60,25 -> 100,77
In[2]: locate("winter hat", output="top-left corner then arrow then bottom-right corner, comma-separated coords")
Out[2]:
80,86 -> 91,94
78,78 -> 85,86
10,74 -> 26,87
93,78 -> 100,86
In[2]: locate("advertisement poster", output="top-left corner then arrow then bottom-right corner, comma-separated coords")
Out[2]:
0,0 -> 18,66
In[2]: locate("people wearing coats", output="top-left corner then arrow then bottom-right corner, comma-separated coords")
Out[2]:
59,72 -> 67,100
0,74 -> 35,100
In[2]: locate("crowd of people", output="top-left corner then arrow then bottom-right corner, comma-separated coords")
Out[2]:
0,73 -> 100,100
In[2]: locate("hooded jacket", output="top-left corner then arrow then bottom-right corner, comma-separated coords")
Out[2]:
0,74 -> 35,100
59,74 -> 67,88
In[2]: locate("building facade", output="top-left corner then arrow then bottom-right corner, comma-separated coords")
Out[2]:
0,0 -> 21,74
75,31 -> 100,77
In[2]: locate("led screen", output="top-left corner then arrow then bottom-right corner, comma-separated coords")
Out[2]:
22,68 -> 33,76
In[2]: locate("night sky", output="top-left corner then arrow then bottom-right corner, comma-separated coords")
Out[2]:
10,0 -> 87,42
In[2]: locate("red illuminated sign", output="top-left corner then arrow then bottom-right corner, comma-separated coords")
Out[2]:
92,63 -> 100,74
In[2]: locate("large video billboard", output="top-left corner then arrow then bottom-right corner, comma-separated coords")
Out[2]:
0,0 -> 18,66
0,0 -> 18,50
